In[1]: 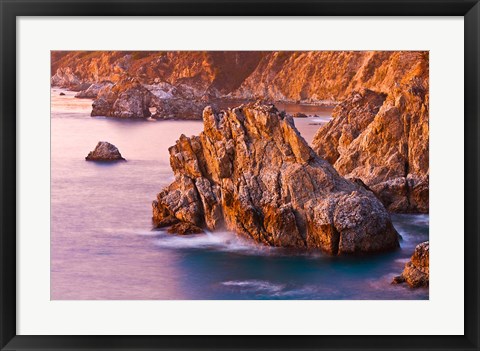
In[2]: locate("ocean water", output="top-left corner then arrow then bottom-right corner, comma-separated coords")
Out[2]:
50,88 -> 429,300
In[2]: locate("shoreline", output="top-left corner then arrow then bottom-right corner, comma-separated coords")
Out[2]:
52,85 -> 339,109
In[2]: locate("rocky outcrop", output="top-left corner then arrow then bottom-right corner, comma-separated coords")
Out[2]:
75,82 -> 113,99
292,112 -> 308,118
89,78 -> 212,119
152,103 -> 399,255
85,141 -> 125,161
151,98 -> 209,120
393,241 -> 429,288
91,79 -> 154,118
51,67 -> 91,91
312,53 -> 429,213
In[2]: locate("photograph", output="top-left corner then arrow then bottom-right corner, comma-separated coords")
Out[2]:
50,50 -> 429,300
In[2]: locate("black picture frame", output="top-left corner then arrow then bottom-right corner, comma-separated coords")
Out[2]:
1,0 -> 479,350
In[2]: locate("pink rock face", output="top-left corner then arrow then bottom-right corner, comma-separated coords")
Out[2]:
152,103 -> 400,255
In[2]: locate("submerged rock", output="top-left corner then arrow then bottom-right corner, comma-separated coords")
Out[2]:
85,141 -> 125,161
152,103 -> 399,255
393,241 -> 429,288
167,222 -> 204,235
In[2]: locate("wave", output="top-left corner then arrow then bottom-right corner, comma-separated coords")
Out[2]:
152,229 -> 278,256
149,229 -> 337,259
220,280 -> 340,299
222,280 -> 285,293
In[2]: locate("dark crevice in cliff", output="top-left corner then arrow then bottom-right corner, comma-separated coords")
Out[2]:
403,113 -> 412,211
331,227 -> 340,256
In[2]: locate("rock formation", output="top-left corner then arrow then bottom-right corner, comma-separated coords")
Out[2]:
292,112 -> 308,118
392,241 -> 429,288
75,82 -> 113,99
312,53 -> 429,213
91,79 -> 154,118
152,103 -> 399,255
85,141 -> 125,161
51,66 -> 92,91
151,98 -> 208,120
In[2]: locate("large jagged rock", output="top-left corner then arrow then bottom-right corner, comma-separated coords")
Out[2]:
152,103 -> 399,255
392,241 -> 429,288
312,66 -> 429,213
85,141 -> 125,161
91,79 -> 154,118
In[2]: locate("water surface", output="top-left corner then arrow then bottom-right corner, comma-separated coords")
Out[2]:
51,88 -> 428,300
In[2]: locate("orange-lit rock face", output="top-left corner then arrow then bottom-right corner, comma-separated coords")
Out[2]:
152,104 -> 399,255
51,51 -> 428,103
52,51 -> 429,212
51,51 -> 263,97
312,53 -> 429,213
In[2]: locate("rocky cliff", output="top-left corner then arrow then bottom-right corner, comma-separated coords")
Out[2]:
51,51 -> 428,103
152,103 -> 399,255
312,52 -> 429,213
52,51 -> 429,213
51,51 -> 263,98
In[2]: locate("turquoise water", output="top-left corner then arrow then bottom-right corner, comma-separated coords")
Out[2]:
50,88 -> 428,300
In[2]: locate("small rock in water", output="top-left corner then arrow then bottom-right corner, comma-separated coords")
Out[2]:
85,141 -> 126,161
391,275 -> 405,284
167,222 -> 204,235
292,112 -> 308,118
392,241 -> 429,288
59,92 -> 66,96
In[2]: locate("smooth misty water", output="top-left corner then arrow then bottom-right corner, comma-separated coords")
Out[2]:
51,88 -> 429,300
